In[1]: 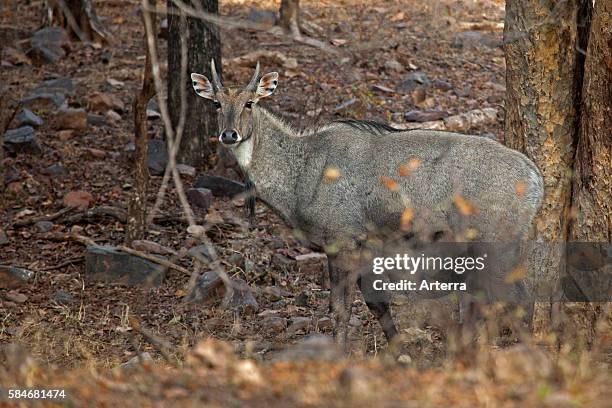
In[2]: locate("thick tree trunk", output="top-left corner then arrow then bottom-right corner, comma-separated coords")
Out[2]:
167,0 -> 220,168
504,0 -> 585,338
126,1 -> 156,245
563,0 -> 612,350
279,0 -> 300,37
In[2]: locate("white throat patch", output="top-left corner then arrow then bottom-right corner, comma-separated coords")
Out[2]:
233,136 -> 254,168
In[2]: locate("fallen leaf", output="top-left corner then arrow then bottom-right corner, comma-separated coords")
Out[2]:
381,176 -> 399,191
63,191 -> 94,210
324,167 -> 341,182
331,38 -> 348,46
400,207 -> 414,231
390,11 -> 405,22
453,195 -> 478,216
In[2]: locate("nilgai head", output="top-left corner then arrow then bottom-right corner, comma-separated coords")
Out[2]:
191,60 -> 278,147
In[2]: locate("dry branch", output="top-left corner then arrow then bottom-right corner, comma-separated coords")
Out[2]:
117,245 -> 191,276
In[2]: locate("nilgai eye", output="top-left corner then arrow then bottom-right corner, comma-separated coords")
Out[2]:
213,100 -> 221,110
245,101 -> 253,109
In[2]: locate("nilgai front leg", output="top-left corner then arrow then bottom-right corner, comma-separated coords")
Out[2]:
328,257 -> 356,350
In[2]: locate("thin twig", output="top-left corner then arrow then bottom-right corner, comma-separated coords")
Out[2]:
13,207 -> 74,226
117,245 -> 191,276
129,317 -> 174,363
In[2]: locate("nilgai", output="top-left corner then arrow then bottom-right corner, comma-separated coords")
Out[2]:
191,61 -> 544,347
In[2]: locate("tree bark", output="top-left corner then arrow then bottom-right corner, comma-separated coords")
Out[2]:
504,0 -> 585,338
279,0 -> 300,37
126,0 -> 156,245
167,0 -> 220,168
562,0 -> 612,350
45,0 -> 110,43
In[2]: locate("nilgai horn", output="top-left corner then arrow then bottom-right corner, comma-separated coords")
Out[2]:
191,61 -> 544,348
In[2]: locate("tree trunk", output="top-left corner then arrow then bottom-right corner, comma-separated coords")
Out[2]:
167,0 -> 220,169
563,0 -> 611,350
504,0 -> 586,339
126,0 -> 156,245
45,0 -> 110,43
279,0 -> 300,37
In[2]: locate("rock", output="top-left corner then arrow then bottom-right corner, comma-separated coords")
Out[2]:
105,110 -> 122,123
85,245 -> 167,287
397,71 -> 430,93
55,107 -> 87,131
397,355 -> 412,364
0,265 -> 34,288
452,30 -> 500,49
15,109 -> 43,127
432,79 -> 453,91
349,315 -> 361,327
273,335 -> 340,361
132,240 -> 177,255
146,98 -> 161,119
57,130 -> 74,141
4,291 -> 27,303
188,244 -> 216,261
0,229 -> 8,246
34,221 -> 54,233
52,290 -> 74,304
194,174 -> 245,198
147,139 -> 168,176
3,126 -> 42,155
84,148 -> 107,160
443,108 -> 498,132
262,286 -> 286,301
271,253 -> 295,273
295,291 -> 310,307
63,190 -> 93,210
42,163 -> 67,177
87,92 -> 125,113
176,164 -> 196,177
187,272 -> 259,314
410,88 -> 427,105
261,316 -> 287,333
121,352 -> 153,371
287,316 -> 312,334
87,114 -> 108,127
404,109 -> 449,122
316,317 -> 333,331
186,188 -> 213,210
28,27 -> 70,64
247,8 -> 277,27
333,98 -> 358,113
455,85 -> 472,97
383,59 -> 404,72
22,77 -> 74,109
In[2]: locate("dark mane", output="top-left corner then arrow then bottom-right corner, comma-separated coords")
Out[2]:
333,119 -> 404,134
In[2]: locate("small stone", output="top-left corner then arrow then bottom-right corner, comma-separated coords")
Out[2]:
21,77 -> 73,109
3,126 -> 42,155
2,47 -> 31,66
176,164 -> 196,177
57,130 -> 74,141
261,316 -> 287,333
397,354 -> 412,364
188,244 -> 216,261
186,188 -> 213,210
55,107 -> 87,131
432,79 -> 453,91
397,71 -> 430,94
147,139 -> 168,176
349,315 -> 361,327
287,316 -> 312,334
132,240 -> 176,255
404,109 -> 449,122
247,8 -> 277,27
187,273 -> 258,314
84,148 -> 107,160
194,174 -> 245,198
41,164 -> 65,178
0,265 -> 34,288
455,85 -> 472,98
87,114 -> 108,127
411,88 -> 427,104
121,352 -> 153,371
4,291 -> 27,303
52,289 -> 74,304
63,190 -> 94,210
0,229 -> 8,245
87,92 -> 125,113
85,245 -> 166,287
273,335 -> 340,361
262,286 -> 284,301
34,221 -> 54,233
383,59 -> 404,72
28,27 -> 70,64
15,109 -> 43,127
271,253 -> 295,273
105,109 -> 122,123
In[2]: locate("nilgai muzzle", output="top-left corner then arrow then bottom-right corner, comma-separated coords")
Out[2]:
191,61 -> 544,348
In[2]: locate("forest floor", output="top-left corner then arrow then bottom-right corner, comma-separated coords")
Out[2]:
0,0 -> 610,406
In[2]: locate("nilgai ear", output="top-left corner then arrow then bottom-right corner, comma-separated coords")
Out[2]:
191,73 -> 215,100
256,72 -> 279,99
